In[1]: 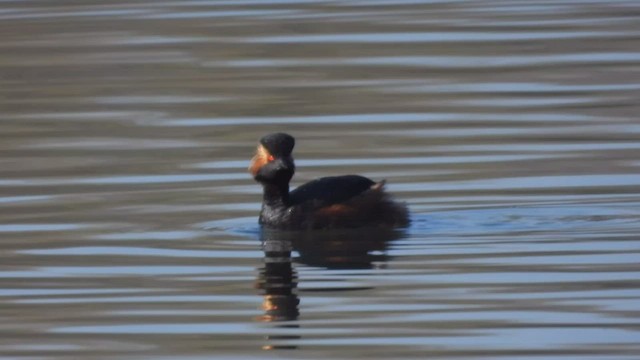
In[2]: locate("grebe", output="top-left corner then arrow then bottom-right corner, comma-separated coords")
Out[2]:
249,133 -> 409,230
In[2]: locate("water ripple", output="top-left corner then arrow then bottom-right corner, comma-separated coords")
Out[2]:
243,31 -> 637,43
2,0 -> 640,358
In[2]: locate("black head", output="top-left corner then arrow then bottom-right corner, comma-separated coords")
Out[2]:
260,133 -> 295,158
249,133 -> 296,185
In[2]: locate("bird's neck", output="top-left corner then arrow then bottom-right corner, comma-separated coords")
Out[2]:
262,182 -> 290,208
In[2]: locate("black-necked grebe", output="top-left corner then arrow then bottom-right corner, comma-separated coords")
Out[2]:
249,133 -> 409,230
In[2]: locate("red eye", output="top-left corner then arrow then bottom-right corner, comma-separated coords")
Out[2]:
267,155 -> 275,162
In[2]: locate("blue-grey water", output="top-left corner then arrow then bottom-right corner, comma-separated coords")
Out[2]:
1,0 -> 640,359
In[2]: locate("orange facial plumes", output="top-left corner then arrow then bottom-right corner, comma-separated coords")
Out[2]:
249,144 -> 273,177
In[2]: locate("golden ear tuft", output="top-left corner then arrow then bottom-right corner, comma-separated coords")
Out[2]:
249,144 -> 272,176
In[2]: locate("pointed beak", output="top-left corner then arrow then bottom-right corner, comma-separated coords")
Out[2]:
273,158 -> 291,172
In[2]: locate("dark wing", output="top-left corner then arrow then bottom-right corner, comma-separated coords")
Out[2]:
289,175 -> 376,208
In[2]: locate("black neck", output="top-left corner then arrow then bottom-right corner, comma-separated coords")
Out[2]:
262,182 -> 290,208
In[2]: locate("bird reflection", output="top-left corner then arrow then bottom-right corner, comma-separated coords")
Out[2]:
289,228 -> 402,270
255,227 -> 404,350
255,234 -> 299,350
256,238 -> 299,321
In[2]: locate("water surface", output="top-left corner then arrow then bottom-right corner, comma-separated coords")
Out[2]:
1,0 -> 640,359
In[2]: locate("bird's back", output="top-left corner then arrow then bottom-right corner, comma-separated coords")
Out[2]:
284,175 -> 409,229
289,175 -> 375,207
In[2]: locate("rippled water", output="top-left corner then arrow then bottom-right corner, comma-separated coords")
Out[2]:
1,0 -> 640,359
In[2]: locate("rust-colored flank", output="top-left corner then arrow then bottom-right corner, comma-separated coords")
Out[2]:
315,204 -> 356,217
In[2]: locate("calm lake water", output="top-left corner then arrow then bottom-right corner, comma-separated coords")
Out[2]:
1,0 -> 640,359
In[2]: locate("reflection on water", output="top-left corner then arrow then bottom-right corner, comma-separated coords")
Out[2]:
1,0 -> 640,358
257,228 -> 403,350
257,233 -> 300,350
288,229 -> 399,270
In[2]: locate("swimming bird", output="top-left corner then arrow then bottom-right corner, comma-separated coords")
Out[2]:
249,133 -> 409,230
